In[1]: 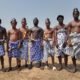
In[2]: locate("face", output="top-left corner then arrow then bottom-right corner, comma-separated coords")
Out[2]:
11,20 -> 17,29
45,20 -> 50,28
58,17 -> 63,24
73,11 -> 79,19
21,19 -> 27,27
33,19 -> 38,26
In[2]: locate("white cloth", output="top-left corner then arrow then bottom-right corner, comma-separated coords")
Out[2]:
68,32 -> 80,60
56,28 -> 68,57
42,39 -> 55,62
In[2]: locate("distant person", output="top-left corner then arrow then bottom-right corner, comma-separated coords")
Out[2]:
19,18 -> 29,67
41,18 -> 56,70
67,8 -> 80,73
29,17 -> 44,69
7,18 -> 21,71
0,19 -> 7,71
55,15 -> 68,71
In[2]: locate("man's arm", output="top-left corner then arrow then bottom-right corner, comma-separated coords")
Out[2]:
67,22 -> 72,35
3,28 -> 8,52
3,28 -> 7,41
52,29 -> 55,45
7,30 -> 10,52
66,22 -> 72,46
18,29 -> 22,48
54,27 -> 58,47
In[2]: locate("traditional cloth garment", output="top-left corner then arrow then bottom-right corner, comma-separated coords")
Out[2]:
30,39 -> 43,62
42,38 -> 55,62
8,40 -> 21,58
20,39 -> 28,60
56,28 -> 67,56
30,26 -> 43,62
67,32 -> 80,60
0,39 -> 5,56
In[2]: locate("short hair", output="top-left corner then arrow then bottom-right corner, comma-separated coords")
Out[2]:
10,18 -> 17,24
45,18 -> 50,24
33,17 -> 39,24
57,15 -> 64,20
22,18 -> 26,22
73,8 -> 79,14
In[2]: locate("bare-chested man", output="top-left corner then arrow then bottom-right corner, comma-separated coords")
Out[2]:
67,8 -> 80,73
0,19 -> 7,71
55,15 -> 68,71
29,17 -> 44,69
7,18 -> 21,71
41,18 -> 56,70
19,18 -> 29,67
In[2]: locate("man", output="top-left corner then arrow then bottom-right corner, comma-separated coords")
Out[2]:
7,18 -> 21,71
29,17 -> 43,69
41,18 -> 56,70
67,8 -> 80,73
19,18 -> 29,67
0,19 -> 7,71
55,15 -> 68,70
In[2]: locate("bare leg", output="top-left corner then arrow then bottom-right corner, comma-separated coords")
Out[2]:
72,57 -> 76,73
25,60 -> 28,67
64,54 -> 68,67
7,57 -> 12,72
40,62 -> 45,70
16,58 -> 21,68
28,62 -> 33,69
57,56 -> 62,70
0,56 -> 4,69
51,55 -> 54,66
16,58 -> 21,71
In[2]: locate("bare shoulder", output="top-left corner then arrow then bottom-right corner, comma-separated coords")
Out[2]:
8,29 -> 12,33
16,28 -> 21,33
7,29 -> 12,35
68,20 -> 74,26
54,25 -> 58,30
52,28 -> 55,32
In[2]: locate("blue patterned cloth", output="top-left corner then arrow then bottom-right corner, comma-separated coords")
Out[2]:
8,41 -> 21,58
0,44 -> 5,56
30,39 -> 43,62
42,40 -> 55,62
20,39 -> 28,60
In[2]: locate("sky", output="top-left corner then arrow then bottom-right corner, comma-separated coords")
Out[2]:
0,0 -> 80,30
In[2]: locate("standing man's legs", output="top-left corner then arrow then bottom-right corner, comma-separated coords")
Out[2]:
57,56 -> 62,70
8,57 -> 12,71
64,54 -> 68,67
16,58 -> 21,68
51,55 -> 54,66
0,56 -> 4,70
72,57 -> 76,72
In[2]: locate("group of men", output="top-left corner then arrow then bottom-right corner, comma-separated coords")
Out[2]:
0,8 -> 80,73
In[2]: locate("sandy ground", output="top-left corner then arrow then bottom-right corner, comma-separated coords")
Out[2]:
0,53 -> 80,80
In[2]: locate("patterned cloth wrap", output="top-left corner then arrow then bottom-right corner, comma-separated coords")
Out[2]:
8,40 -> 21,58
42,38 -> 55,62
66,32 -> 80,60
30,39 -> 43,62
0,39 -> 5,56
56,28 -> 67,57
20,39 -> 28,60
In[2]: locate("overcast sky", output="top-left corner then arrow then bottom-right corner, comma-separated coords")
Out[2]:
0,0 -> 80,30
